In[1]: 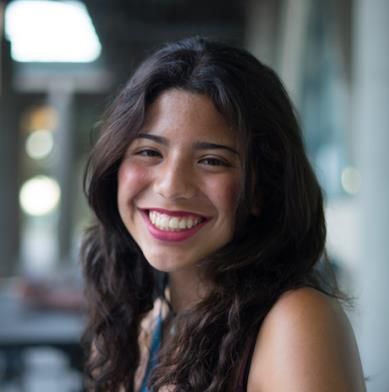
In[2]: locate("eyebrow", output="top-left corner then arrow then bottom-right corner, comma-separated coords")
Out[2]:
136,133 -> 239,155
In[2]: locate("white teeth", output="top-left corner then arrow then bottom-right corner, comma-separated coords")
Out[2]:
179,219 -> 186,229
187,218 -> 193,229
160,215 -> 169,227
148,211 -> 202,231
170,217 -> 179,229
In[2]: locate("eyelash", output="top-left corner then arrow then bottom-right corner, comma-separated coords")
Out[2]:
133,149 -> 231,167
135,148 -> 162,158
199,157 -> 230,167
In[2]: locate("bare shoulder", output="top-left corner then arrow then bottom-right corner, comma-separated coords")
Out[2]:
247,287 -> 366,392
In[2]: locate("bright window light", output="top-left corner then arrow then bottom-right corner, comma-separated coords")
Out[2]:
341,166 -> 361,195
25,129 -> 54,160
20,176 -> 61,216
5,0 -> 101,62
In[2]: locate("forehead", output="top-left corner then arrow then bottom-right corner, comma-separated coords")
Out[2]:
141,89 -> 237,144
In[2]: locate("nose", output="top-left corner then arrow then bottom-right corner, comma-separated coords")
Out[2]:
153,158 -> 196,200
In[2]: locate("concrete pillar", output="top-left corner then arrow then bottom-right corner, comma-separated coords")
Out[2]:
353,0 -> 389,389
277,0 -> 310,105
244,0 -> 279,67
48,85 -> 76,265
0,5 -> 20,276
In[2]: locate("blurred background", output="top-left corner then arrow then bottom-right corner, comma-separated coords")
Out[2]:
0,0 -> 388,391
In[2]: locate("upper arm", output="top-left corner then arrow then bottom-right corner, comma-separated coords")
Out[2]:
248,288 -> 366,392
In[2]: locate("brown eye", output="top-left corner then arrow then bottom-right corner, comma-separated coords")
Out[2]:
136,149 -> 162,158
199,157 -> 229,167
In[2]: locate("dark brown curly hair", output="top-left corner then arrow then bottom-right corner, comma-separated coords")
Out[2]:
81,36 -> 339,391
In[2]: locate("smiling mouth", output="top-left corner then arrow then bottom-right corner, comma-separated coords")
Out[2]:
146,209 -> 206,232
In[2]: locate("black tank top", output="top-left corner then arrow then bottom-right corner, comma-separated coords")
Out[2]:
235,333 -> 257,391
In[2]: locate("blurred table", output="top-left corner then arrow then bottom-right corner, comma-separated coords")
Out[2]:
0,291 -> 85,385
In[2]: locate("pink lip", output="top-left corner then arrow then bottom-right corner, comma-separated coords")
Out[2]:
140,209 -> 210,242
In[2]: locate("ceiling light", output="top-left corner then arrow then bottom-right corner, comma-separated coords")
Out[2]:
5,0 -> 101,62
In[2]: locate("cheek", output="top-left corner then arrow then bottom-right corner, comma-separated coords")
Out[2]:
117,162 -> 150,204
208,176 -> 242,213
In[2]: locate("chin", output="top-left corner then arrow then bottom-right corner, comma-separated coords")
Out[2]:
143,252 -> 201,274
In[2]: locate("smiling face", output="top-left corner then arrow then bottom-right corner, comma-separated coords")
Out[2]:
117,89 -> 242,275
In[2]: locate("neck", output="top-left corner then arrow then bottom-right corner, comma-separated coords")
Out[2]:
168,269 -> 209,313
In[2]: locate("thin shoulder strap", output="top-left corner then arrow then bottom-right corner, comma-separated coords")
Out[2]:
235,333 -> 257,392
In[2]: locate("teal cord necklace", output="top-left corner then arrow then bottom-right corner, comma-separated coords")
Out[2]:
139,312 -> 163,392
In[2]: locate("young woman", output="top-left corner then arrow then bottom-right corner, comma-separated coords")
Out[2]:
81,37 -> 365,391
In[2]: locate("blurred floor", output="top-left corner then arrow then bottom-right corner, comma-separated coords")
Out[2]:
0,347 -> 83,392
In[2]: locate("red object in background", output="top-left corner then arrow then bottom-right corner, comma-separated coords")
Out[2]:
16,278 -> 86,312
